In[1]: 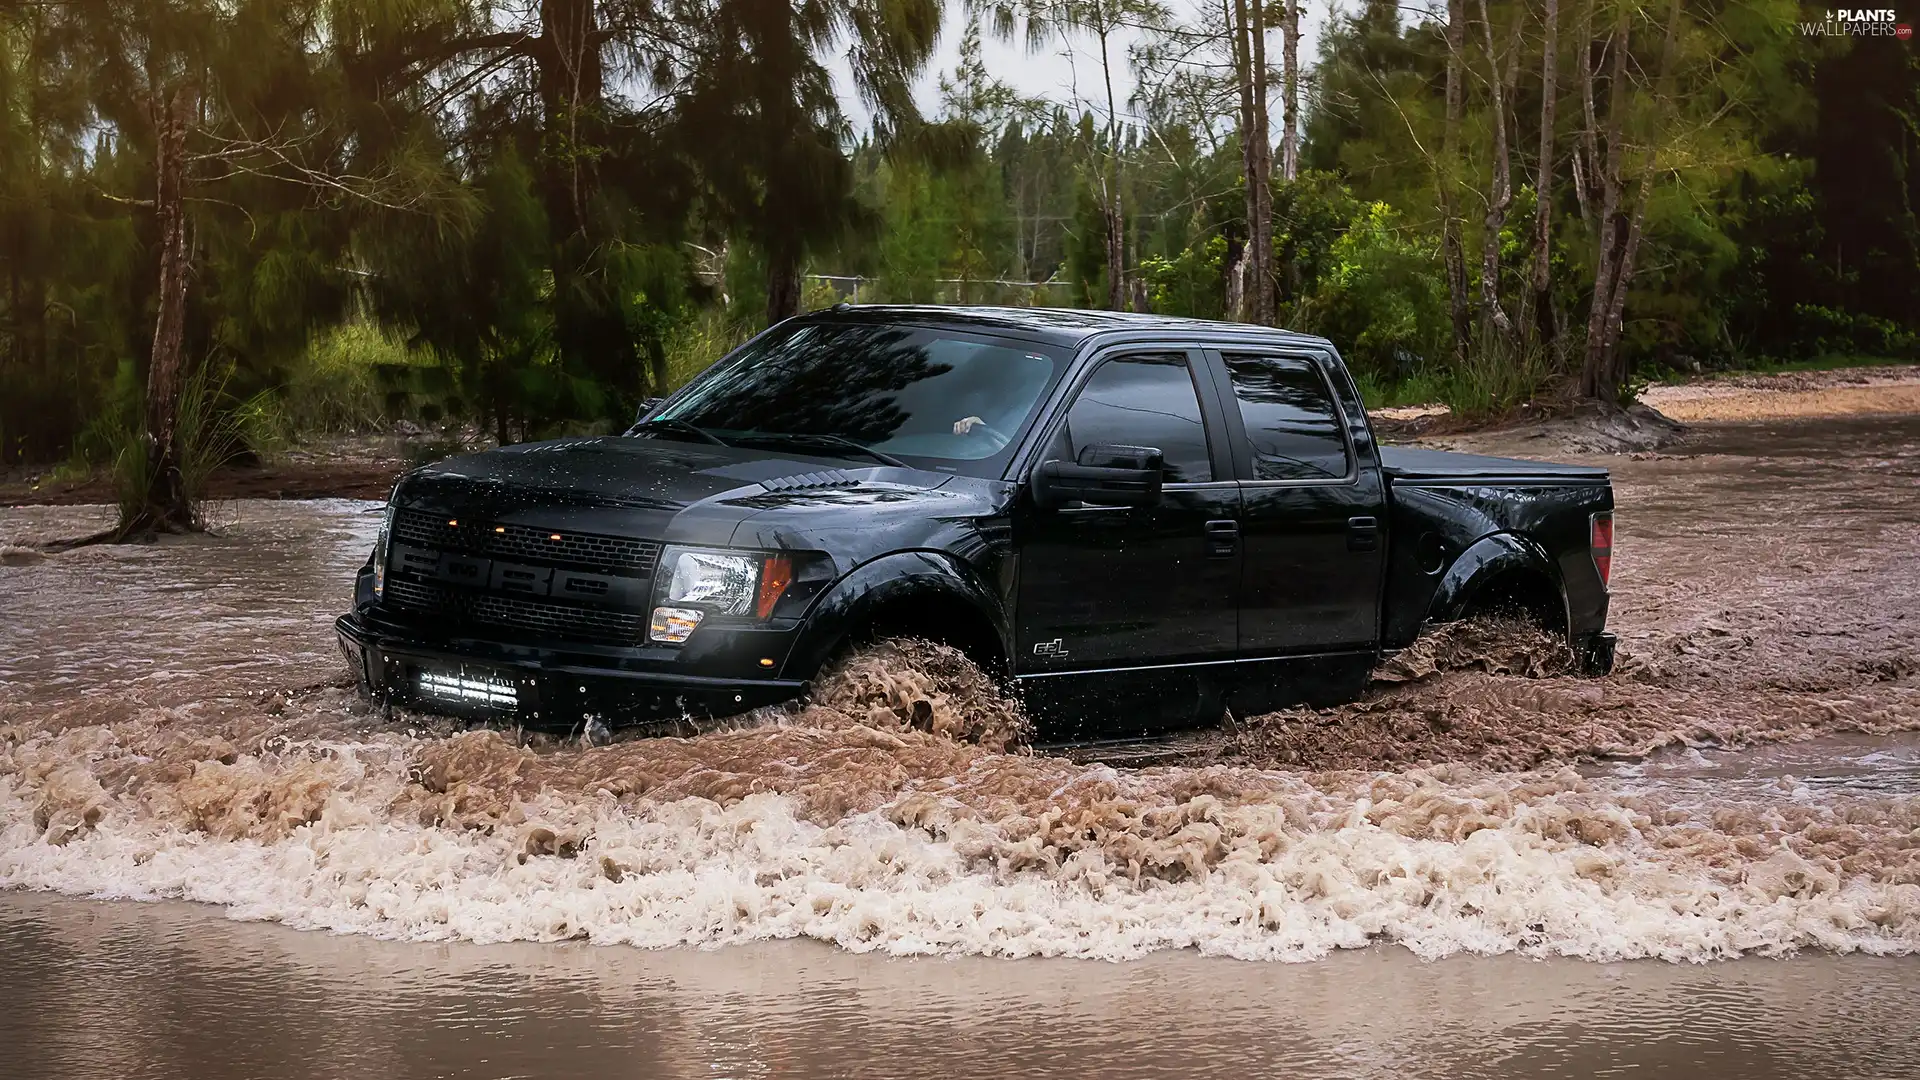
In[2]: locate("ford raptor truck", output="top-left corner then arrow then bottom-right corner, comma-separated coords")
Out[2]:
336,306 -> 1616,738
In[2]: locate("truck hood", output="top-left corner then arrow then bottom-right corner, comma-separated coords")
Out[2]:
397,435 -> 985,550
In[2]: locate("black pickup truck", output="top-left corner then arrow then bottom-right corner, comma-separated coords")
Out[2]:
336,306 -> 1615,738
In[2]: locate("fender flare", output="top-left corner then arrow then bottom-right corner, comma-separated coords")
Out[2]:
1427,532 -> 1567,631
781,550 -> 1011,682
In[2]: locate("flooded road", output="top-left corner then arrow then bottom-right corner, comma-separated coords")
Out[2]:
8,889 -> 1920,1080
4,415 -> 1920,1077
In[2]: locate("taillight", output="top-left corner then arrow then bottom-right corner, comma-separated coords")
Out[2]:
1591,512 -> 1614,588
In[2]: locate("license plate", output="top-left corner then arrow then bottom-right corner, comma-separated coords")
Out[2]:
415,665 -> 519,709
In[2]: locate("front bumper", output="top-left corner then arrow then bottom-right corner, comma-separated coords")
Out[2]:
336,612 -> 807,729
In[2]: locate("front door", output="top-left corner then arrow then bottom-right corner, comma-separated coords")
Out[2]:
1012,350 -> 1241,737
1204,349 -> 1387,712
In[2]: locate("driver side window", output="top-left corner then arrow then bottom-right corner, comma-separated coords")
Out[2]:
1056,353 -> 1213,483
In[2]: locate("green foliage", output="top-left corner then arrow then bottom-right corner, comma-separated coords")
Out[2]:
1295,201 -> 1450,380
4,0 -> 1918,469
273,320 -> 441,436
1785,305 -> 1920,361
1273,171 -> 1365,307
874,161 -> 944,303
1139,235 -> 1226,319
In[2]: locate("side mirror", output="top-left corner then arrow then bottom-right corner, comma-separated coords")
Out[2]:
1032,444 -> 1164,509
633,397 -> 664,425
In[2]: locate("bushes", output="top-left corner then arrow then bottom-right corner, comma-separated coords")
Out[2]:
1292,200 -> 1450,384
1786,304 -> 1920,361
1139,235 -> 1226,319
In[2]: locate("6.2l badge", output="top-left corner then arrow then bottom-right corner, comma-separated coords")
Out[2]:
1032,638 -> 1069,657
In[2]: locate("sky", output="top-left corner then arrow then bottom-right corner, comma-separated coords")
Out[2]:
834,0 -> 1344,132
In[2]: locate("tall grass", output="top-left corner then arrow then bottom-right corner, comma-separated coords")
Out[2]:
1441,334 -> 1555,418
92,360 -> 268,531
661,307 -> 755,394
1352,335 -> 1557,419
281,321 -> 422,433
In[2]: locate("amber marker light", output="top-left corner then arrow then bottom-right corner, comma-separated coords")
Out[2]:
756,555 -> 793,618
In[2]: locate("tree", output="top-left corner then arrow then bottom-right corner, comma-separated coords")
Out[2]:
1440,0 -> 1470,363
1523,0 -> 1560,357
1471,0 -> 1522,342
997,0 -> 1166,310
333,0 -> 699,411
679,0 -> 941,326
1229,0 -> 1274,323
912,19 -> 1034,300
1278,0 -> 1300,182
1131,0 -> 1272,322
1576,0 -> 1682,400
18,0 -> 446,536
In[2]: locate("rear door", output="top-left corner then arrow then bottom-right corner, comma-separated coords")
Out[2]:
1012,348 -> 1241,736
1202,349 -> 1387,710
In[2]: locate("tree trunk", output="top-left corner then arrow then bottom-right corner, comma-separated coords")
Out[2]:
1097,26 -> 1127,311
1441,0 -> 1471,364
1280,0 -> 1300,183
1579,0 -> 1633,399
1475,0 -> 1520,341
1233,0 -> 1274,324
1602,192 -> 1651,390
1573,0 -> 1599,231
1587,0 -> 1682,396
137,87 -> 196,535
1527,0 -> 1560,355
1249,0 -> 1274,324
1223,221 -> 1248,320
1230,0 -> 1256,321
765,246 -> 802,326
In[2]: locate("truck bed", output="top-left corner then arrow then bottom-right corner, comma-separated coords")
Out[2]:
1378,445 -> 1609,484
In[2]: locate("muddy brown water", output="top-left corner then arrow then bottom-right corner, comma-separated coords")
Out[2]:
3,415 -> 1920,1078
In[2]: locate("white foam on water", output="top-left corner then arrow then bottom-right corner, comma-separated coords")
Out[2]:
5,731 -> 1918,964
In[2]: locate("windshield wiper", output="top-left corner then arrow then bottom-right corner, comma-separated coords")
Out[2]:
629,418 -> 729,446
736,432 -> 907,468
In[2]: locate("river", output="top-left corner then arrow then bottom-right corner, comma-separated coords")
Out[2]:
3,414 -> 1918,1078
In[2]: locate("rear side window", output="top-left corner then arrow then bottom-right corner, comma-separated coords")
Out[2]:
1060,354 -> 1213,483
1221,354 -> 1352,481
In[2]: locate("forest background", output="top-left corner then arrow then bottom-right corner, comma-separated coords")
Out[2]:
1,0 -> 1915,528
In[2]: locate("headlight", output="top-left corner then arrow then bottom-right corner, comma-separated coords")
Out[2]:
372,499 -> 396,599
649,547 -> 795,643
665,550 -> 760,615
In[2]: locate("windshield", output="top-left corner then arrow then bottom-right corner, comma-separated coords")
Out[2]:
654,323 -> 1065,470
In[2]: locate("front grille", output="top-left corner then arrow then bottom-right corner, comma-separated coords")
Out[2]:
392,510 -> 661,577
384,577 -> 649,643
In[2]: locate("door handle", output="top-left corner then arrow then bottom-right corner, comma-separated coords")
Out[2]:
1347,515 -> 1380,552
1205,519 -> 1239,558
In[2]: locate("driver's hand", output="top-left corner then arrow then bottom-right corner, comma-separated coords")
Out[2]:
953,416 -> 986,435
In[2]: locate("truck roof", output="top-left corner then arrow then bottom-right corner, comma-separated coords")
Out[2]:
797,304 -> 1336,352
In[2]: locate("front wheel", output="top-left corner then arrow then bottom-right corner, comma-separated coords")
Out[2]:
806,637 -> 1031,752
